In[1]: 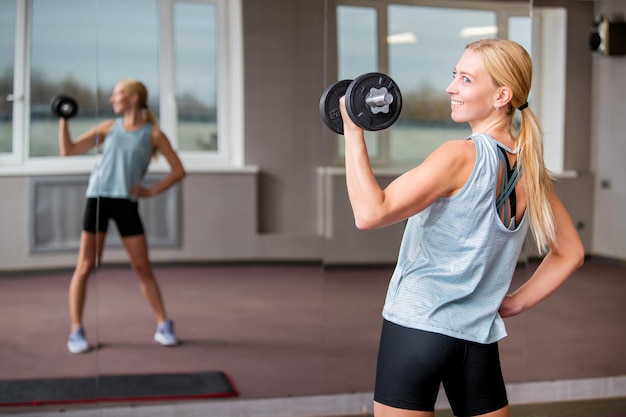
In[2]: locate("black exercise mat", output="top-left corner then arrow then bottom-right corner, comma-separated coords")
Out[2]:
0,371 -> 238,406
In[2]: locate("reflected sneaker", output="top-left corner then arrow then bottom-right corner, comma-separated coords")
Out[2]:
154,319 -> 178,346
67,327 -> 89,353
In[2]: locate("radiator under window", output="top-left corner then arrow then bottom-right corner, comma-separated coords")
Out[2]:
30,176 -> 180,253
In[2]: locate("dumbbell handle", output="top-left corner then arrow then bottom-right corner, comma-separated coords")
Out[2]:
365,90 -> 393,107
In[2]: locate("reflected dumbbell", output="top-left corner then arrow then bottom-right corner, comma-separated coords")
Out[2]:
319,72 -> 402,135
50,95 -> 79,119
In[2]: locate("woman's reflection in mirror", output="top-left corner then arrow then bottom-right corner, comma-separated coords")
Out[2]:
58,79 -> 186,353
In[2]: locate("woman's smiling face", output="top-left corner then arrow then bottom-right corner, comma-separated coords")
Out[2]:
109,83 -> 136,114
446,48 -> 500,127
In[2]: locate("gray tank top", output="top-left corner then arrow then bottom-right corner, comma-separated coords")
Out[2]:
86,118 -> 152,199
381,133 -> 529,344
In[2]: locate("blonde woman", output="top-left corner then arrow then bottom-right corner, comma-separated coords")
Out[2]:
339,39 -> 584,417
59,79 -> 186,353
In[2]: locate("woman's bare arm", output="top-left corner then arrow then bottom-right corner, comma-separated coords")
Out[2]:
499,192 -> 585,318
58,119 -> 114,156
131,127 -> 186,198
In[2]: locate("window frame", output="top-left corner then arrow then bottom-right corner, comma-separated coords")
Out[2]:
0,0 -> 244,176
333,0 -> 533,168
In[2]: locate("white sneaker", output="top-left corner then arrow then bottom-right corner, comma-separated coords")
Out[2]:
67,327 -> 89,353
154,320 -> 178,346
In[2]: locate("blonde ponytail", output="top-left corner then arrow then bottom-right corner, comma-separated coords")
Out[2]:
516,106 -> 556,254
143,107 -> 158,126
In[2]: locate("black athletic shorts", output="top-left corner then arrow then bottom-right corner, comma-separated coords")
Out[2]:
374,319 -> 508,417
82,197 -> 145,237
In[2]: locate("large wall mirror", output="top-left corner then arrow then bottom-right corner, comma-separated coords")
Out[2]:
10,0 -> 621,415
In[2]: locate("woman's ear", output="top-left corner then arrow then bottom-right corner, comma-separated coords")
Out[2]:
130,93 -> 142,108
494,87 -> 513,109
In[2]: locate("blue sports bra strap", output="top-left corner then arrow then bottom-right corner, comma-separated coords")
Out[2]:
495,146 -> 520,221
496,149 -> 508,210
496,168 -> 520,209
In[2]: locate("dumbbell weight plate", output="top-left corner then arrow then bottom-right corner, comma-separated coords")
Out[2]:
344,72 -> 402,131
50,95 -> 79,119
319,79 -> 352,135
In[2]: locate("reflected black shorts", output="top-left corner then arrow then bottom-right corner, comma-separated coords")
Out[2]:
82,197 -> 145,237
374,320 -> 508,417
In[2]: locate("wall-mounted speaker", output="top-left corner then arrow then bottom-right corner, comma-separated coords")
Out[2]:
589,16 -> 626,55
590,15 -> 626,56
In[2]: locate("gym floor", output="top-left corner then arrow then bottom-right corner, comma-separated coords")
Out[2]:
0,257 -> 624,416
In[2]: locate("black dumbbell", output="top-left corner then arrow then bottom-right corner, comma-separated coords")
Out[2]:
319,72 -> 402,135
50,95 -> 79,119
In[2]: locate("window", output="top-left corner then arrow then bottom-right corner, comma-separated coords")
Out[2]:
0,1 -> 15,154
173,2 -> 218,153
30,0 -> 159,158
0,0 -> 243,174
337,5 -> 381,161
336,1 -> 531,167
529,7 -> 567,174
